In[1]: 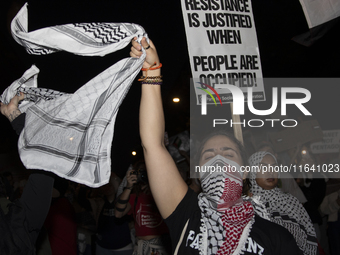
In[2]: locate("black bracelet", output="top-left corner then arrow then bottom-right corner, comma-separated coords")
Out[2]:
115,206 -> 127,212
123,186 -> 133,191
117,198 -> 129,204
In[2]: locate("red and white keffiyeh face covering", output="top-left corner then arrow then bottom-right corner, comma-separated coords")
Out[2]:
198,155 -> 255,255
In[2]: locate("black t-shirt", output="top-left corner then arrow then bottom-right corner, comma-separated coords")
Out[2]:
300,175 -> 326,225
96,198 -> 132,250
165,188 -> 302,255
11,113 -> 26,135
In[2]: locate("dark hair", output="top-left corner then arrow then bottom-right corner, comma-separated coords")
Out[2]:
133,160 -> 146,171
131,160 -> 150,195
53,176 -> 69,197
242,178 -> 252,196
256,141 -> 275,152
0,174 -> 13,198
0,176 -> 7,198
194,130 -> 248,167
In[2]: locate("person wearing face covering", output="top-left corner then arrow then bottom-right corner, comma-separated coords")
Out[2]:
132,37 -> 301,255
248,151 -> 318,255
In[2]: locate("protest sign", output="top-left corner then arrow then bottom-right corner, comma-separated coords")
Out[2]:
311,130 -> 340,154
181,0 -> 265,104
299,0 -> 340,28
269,120 -> 323,153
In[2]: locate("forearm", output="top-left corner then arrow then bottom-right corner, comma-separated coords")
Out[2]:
115,187 -> 132,217
139,69 -> 188,219
139,69 -> 164,149
8,108 -> 22,122
0,92 -> 25,124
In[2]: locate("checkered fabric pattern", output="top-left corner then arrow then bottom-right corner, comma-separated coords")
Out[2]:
1,3 -> 147,187
248,151 -> 318,255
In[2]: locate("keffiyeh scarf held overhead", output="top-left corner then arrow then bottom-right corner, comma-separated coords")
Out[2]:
197,155 -> 255,255
0,3 -> 147,187
248,151 -> 318,255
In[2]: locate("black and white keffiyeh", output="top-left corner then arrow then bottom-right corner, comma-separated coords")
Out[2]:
248,151 -> 318,255
0,3 -> 147,187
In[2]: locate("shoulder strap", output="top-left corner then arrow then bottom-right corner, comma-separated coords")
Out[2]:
174,219 -> 190,255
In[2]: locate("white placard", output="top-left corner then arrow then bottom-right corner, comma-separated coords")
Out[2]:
311,130 -> 340,154
181,0 -> 265,104
299,0 -> 340,28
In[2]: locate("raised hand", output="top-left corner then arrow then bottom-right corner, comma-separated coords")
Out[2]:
126,168 -> 138,189
0,92 -> 25,122
130,37 -> 160,70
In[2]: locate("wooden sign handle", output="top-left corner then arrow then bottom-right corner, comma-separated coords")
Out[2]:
230,103 -> 244,145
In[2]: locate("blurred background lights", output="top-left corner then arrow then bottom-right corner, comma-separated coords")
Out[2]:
132,151 -> 137,156
173,98 -> 180,103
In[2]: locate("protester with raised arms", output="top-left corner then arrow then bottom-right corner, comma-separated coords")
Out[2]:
132,37 -> 302,255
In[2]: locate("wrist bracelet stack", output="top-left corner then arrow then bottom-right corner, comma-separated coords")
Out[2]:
139,75 -> 163,85
117,198 -> 129,204
138,62 -> 162,85
115,195 -> 130,212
